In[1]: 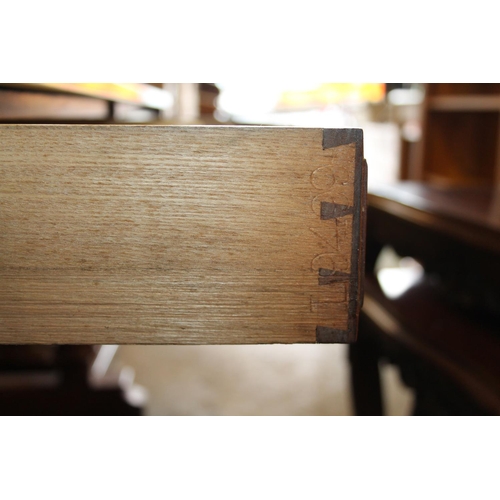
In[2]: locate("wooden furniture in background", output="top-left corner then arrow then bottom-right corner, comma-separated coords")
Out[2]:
350,182 -> 500,415
408,83 -> 500,186
0,83 -> 174,123
0,126 -> 366,345
199,83 -> 220,123
0,345 -> 144,415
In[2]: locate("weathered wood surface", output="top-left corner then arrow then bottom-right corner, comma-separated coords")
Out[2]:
0,125 -> 365,344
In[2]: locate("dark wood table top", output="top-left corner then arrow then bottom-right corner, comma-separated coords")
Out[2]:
368,182 -> 500,255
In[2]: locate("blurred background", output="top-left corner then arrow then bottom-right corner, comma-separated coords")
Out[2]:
0,82 -> 498,415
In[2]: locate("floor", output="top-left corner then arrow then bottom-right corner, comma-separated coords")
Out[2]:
112,344 -> 413,416
110,112 -> 414,416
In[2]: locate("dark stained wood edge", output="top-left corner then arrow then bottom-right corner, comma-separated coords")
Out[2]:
358,159 -> 368,317
316,129 -> 365,343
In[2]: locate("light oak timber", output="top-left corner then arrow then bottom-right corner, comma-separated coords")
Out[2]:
0,125 -> 365,344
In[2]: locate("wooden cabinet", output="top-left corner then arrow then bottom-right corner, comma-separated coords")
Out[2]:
0,83 -> 174,123
409,83 -> 500,186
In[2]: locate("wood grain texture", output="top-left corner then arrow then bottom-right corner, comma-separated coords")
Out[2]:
0,125 -> 364,344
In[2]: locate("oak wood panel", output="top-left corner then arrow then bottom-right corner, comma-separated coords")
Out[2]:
0,125 -> 364,344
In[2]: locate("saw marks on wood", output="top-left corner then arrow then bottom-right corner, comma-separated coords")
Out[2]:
0,125 -> 365,344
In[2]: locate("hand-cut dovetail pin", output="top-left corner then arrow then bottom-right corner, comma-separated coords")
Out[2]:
316,326 -> 350,343
320,202 -> 354,220
318,268 -> 351,285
